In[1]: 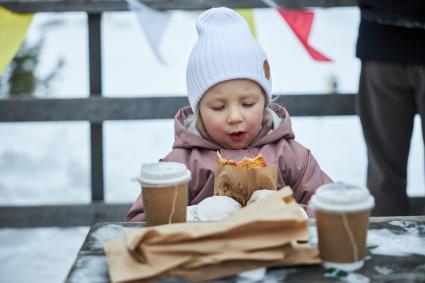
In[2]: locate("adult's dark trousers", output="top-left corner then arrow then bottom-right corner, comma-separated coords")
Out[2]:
357,61 -> 425,216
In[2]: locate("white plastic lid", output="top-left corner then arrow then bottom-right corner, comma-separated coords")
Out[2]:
309,182 -> 374,213
134,162 -> 191,187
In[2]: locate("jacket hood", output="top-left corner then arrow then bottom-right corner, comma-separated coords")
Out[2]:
172,103 -> 295,150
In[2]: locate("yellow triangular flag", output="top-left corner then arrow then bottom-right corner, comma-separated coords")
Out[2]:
235,9 -> 256,38
0,6 -> 33,74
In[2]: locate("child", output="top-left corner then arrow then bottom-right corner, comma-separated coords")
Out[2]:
126,7 -> 332,221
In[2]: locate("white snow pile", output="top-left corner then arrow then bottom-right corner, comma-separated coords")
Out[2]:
89,224 -> 128,250
367,221 -> 425,256
66,255 -> 108,283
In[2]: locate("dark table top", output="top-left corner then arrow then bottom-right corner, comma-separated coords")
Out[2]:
65,216 -> 425,283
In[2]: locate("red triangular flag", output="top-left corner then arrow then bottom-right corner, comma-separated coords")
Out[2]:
277,8 -> 332,62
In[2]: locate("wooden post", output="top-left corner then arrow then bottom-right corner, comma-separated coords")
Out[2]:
88,12 -> 104,202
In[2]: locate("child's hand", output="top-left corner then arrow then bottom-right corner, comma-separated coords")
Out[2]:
187,196 -> 242,222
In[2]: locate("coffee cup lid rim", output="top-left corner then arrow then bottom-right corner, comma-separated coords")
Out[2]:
309,182 -> 375,212
134,162 -> 191,187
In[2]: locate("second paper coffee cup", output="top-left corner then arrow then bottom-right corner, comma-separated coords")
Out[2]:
310,183 -> 374,271
135,162 -> 191,226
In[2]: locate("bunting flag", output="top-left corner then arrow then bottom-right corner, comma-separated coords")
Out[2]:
0,6 -> 33,74
263,0 -> 332,62
277,8 -> 332,62
127,0 -> 330,64
235,9 -> 256,38
127,0 -> 171,65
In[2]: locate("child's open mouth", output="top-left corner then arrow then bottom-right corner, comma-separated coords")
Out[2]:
229,131 -> 246,142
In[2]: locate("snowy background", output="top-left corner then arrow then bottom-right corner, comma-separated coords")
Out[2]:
0,7 -> 423,283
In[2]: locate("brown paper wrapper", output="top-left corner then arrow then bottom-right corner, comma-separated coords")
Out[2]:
214,164 -> 278,206
104,187 -> 320,283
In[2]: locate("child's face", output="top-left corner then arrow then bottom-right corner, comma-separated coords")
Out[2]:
198,79 -> 266,149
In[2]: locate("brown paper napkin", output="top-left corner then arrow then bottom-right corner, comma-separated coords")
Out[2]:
104,187 -> 320,283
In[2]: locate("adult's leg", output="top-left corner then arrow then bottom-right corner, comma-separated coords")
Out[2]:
357,62 -> 416,216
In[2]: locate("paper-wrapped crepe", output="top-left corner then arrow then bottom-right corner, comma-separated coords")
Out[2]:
104,187 -> 320,283
214,152 -> 278,206
187,196 -> 242,222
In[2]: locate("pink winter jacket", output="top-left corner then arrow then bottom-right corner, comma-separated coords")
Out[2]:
126,103 -> 332,221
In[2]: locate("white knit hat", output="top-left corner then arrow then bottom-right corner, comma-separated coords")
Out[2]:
186,7 -> 272,113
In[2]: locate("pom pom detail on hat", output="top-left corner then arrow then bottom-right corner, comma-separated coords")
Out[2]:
186,7 -> 272,113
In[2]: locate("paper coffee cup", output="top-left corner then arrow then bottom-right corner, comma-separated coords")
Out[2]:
134,162 -> 191,226
310,182 -> 374,271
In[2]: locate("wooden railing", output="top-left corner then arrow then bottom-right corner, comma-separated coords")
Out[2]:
1,0 -> 358,12
0,0 -> 423,227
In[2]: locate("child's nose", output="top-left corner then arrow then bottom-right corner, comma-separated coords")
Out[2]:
227,106 -> 243,123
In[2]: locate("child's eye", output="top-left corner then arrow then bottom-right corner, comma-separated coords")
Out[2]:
242,102 -> 256,107
211,105 -> 224,111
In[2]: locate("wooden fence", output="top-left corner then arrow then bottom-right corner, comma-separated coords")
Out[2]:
0,0 -> 423,227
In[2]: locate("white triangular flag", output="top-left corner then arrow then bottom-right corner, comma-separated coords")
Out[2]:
127,0 -> 171,65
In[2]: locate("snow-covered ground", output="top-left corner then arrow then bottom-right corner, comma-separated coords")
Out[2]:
0,7 -> 423,283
